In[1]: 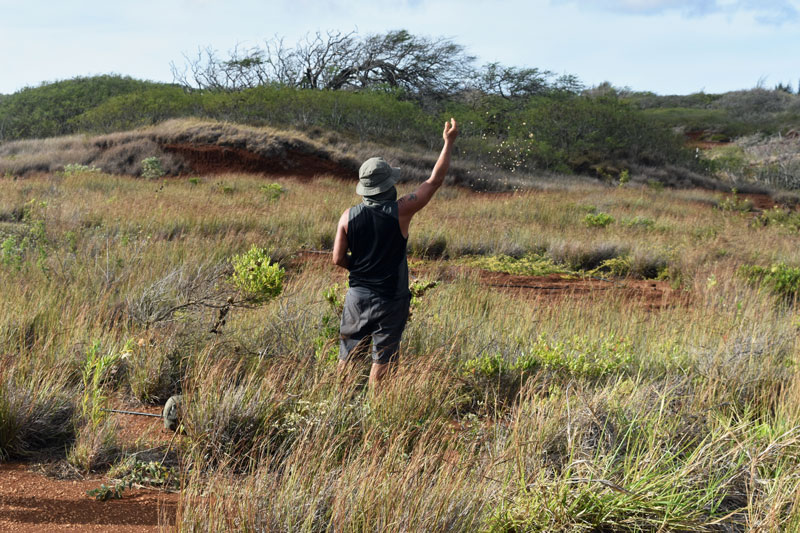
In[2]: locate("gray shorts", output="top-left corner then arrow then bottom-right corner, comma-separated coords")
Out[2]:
339,287 -> 410,365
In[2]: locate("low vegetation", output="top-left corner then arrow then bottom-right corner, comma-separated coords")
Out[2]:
1,166 -> 799,530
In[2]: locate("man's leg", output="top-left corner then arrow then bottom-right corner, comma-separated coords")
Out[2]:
369,295 -> 410,388
338,288 -> 370,375
369,361 -> 392,387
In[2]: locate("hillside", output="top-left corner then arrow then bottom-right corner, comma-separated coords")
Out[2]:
2,75 -> 800,191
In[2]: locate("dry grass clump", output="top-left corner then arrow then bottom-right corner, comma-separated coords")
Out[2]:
0,366 -> 75,460
0,135 -> 100,175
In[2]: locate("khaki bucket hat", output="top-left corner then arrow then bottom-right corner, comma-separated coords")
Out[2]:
357,157 -> 400,195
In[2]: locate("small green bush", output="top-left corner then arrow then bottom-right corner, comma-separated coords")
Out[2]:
589,256 -> 632,277
739,262 -> 800,302
518,333 -> 635,378
754,207 -> 800,231
260,183 -> 285,201
621,216 -> 655,229
584,212 -> 615,228
229,245 -> 285,303
716,189 -> 753,213
462,353 -> 509,379
1,235 -> 25,269
140,157 -> 165,179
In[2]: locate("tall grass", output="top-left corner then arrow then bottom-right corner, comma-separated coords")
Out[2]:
1,170 -> 799,530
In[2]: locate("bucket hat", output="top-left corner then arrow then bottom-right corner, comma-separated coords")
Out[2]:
357,157 -> 400,195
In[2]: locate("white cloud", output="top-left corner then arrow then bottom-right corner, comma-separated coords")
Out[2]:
552,0 -> 799,23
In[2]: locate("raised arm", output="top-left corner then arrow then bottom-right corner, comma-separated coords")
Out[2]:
397,118 -> 458,234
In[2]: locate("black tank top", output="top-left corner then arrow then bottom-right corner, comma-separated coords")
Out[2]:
347,202 -> 410,298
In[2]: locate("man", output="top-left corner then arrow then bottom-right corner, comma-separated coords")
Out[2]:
333,118 -> 458,386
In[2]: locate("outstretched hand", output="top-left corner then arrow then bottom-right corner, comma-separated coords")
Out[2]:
443,118 -> 458,144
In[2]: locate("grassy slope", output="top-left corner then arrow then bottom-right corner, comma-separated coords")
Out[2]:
1,168 -> 800,530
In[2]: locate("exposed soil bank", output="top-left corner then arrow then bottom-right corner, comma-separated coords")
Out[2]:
163,143 -> 354,179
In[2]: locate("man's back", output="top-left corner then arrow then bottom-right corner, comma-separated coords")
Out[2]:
346,202 -> 410,299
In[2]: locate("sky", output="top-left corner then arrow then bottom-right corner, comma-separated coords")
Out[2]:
2,0 -> 799,96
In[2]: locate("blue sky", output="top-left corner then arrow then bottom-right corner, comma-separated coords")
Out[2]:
2,0 -> 798,95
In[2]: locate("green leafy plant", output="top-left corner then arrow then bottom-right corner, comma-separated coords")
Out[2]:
589,256 -> 632,277
753,207 -> 800,231
584,212 -> 615,228
516,333 -> 635,378
69,340 -> 128,472
229,245 -> 285,303
716,189 -> 753,213
216,182 -> 235,194
621,216 -> 655,229
260,183 -> 285,201
1,235 -> 24,269
188,177 -> 201,185
315,283 -> 346,364
618,168 -> 630,187
463,253 -> 568,276
410,279 -> 439,308
87,483 -> 126,501
140,156 -> 165,179
739,262 -> 800,302
462,353 -> 509,379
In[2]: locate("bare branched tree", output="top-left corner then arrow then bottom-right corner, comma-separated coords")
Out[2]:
171,29 -> 475,97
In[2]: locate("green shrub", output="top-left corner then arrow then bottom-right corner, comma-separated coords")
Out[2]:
68,341 -> 126,472
140,156 -> 165,179
716,189 -> 753,212
620,216 -> 655,229
1,235 -> 24,269
0,75 -> 167,140
229,245 -> 285,303
754,207 -> 800,231
584,212 -> 615,228
517,333 -> 635,378
739,262 -> 800,302
589,256 -> 632,277
260,183 -> 285,201
463,253 -> 568,276
462,353 -> 509,379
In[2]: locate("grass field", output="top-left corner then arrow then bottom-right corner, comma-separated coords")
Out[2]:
2,167 -> 800,531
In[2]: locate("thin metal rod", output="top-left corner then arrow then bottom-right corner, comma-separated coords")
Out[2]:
102,408 -> 162,418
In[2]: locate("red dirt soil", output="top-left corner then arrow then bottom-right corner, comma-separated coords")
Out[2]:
0,462 -> 176,532
477,271 -> 687,310
0,405 -> 178,532
163,143 -> 354,179
290,251 -> 687,310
